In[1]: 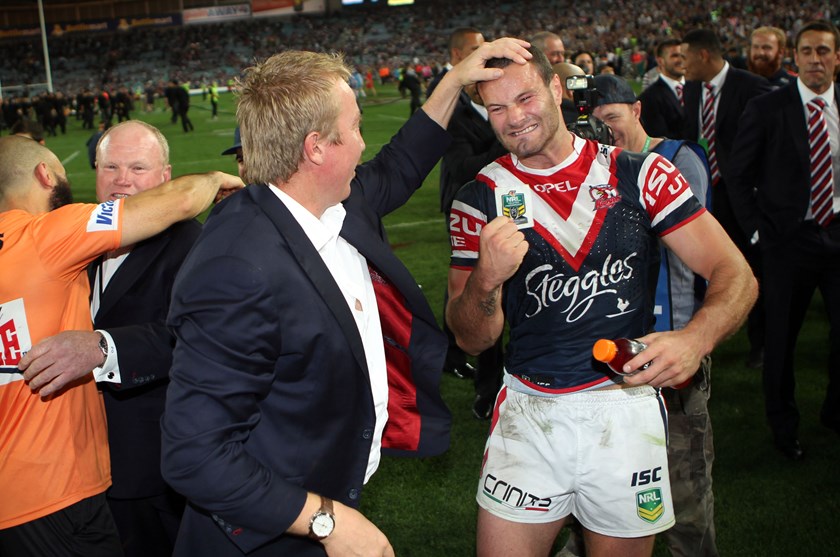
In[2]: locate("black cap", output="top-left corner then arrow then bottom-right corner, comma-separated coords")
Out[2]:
221,127 -> 241,156
593,75 -> 637,106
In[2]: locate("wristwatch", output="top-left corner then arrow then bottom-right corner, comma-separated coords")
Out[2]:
96,332 -> 109,367
308,496 -> 335,540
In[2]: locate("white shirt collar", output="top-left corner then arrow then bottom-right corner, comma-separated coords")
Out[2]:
470,100 -> 489,121
797,79 -> 836,109
268,184 -> 346,252
707,61 -> 730,92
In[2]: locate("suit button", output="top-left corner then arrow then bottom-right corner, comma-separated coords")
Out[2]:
362,429 -> 372,440
348,488 -> 359,500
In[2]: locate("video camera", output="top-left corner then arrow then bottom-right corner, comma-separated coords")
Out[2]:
565,75 -> 614,145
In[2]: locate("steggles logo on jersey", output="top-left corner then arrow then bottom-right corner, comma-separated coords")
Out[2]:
589,184 -> 621,210
501,190 -> 528,225
524,252 -> 638,321
481,474 -> 551,512
636,488 -> 665,523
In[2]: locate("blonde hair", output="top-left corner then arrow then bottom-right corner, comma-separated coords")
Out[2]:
751,26 -> 787,51
236,50 -> 351,185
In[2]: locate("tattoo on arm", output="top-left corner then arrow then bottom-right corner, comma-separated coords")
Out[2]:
478,288 -> 498,317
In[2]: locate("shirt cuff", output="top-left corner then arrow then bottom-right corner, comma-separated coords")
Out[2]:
92,329 -> 121,384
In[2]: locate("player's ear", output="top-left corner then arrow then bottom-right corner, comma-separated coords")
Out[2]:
33,162 -> 54,191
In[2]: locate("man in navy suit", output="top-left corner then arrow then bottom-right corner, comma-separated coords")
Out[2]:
639,38 -> 686,139
160,40 -> 531,557
729,20 -> 840,460
681,28 -> 772,370
15,121 -> 200,556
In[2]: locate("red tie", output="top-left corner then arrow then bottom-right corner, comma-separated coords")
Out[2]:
675,83 -> 684,107
701,83 -> 720,185
808,98 -> 835,226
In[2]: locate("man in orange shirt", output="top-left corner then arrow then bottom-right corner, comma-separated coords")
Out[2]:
0,135 -> 241,556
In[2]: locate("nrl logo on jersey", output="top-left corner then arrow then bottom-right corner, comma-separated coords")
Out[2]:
589,184 -> 620,210
501,190 -> 529,225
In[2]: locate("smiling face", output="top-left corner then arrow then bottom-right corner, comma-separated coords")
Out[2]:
749,31 -> 783,77
592,102 -> 643,150
794,30 -> 840,95
658,45 -> 685,80
479,61 -> 565,168
95,123 -> 171,203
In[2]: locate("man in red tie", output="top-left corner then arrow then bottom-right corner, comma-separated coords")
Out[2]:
729,20 -> 840,460
680,28 -> 772,371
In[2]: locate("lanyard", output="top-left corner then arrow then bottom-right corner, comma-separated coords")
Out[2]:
641,136 -> 651,153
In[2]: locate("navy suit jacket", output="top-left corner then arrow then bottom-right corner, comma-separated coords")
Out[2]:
161,111 -> 451,557
639,77 -> 684,139
682,67 -> 771,182
91,220 -> 201,499
728,81 -> 840,247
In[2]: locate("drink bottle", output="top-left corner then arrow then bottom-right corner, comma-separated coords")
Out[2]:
592,338 -> 649,376
592,338 -> 692,388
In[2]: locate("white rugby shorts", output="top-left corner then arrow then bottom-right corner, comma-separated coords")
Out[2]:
476,383 -> 675,537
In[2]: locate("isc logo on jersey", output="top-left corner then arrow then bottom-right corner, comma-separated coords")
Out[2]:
0,298 -> 32,381
87,200 -> 120,233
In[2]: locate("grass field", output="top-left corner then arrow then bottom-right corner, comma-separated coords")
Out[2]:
38,85 -> 840,556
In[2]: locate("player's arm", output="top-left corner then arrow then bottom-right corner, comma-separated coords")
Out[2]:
422,38 -> 531,129
623,211 -> 757,387
446,216 -> 527,355
120,171 -> 242,247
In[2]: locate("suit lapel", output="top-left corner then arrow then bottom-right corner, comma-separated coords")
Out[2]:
784,83 -> 810,173
340,212 -> 435,327
248,186 -> 369,376
94,235 -> 171,319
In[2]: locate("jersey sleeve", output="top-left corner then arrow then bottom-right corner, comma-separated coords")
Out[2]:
31,200 -> 124,279
634,151 -> 704,236
449,180 -> 492,270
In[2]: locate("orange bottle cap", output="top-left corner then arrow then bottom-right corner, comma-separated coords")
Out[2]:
593,339 -> 617,362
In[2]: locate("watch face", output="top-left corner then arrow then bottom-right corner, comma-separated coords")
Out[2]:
311,512 -> 335,538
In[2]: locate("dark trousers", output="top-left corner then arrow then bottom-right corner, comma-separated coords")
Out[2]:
714,182 -> 765,355
762,221 -> 840,441
178,108 -> 194,132
108,491 -> 185,557
0,493 -> 123,557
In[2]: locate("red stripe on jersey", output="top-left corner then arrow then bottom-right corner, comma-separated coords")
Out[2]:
512,373 -> 614,394
659,206 -> 707,237
449,206 -> 485,256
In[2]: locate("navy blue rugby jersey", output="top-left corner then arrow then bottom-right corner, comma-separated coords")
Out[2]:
449,135 -> 705,392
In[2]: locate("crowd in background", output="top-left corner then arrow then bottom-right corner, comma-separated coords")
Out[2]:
0,0 -> 837,126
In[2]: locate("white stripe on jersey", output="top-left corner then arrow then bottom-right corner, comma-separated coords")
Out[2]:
479,153 -> 614,260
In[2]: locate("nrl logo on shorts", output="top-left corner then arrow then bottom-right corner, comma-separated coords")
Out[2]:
636,488 -> 664,523
501,190 -> 528,225
589,184 -> 621,210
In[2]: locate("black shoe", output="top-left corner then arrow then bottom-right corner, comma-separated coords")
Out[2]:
774,437 -> 805,461
444,362 -> 475,380
746,347 -> 764,369
472,393 -> 494,420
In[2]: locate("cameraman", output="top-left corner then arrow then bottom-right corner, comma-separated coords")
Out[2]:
591,75 -> 718,557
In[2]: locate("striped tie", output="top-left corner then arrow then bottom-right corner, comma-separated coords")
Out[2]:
808,98 -> 835,226
701,82 -> 720,185
676,83 -> 684,107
